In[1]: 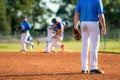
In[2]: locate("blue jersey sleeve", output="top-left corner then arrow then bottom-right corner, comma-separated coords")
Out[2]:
56,23 -> 61,29
97,0 -> 104,14
75,0 -> 80,13
53,23 -> 62,32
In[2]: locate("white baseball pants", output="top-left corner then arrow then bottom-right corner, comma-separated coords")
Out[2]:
45,26 -> 55,52
46,35 -> 63,52
80,21 -> 100,70
51,35 -> 63,48
21,32 -> 33,51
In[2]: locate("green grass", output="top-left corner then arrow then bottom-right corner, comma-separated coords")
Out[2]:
0,40 -> 120,53
99,40 -> 120,53
63,40 -> 120,53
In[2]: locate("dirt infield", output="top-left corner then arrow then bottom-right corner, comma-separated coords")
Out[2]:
0,52 -> 119,80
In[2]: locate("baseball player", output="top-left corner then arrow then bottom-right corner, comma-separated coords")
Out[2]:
37,19 -> 68,52
50,18 -> 65,52
17,16 -> 33,53
74,0 -> 106,74
50,21 -> 68,52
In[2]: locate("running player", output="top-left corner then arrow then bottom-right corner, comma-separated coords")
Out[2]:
17,16 -> 33,53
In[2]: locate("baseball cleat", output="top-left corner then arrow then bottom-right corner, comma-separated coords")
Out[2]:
90,69 -> 104,74
61,44 -> 64,51
81,70 -> 89,74
44,51 -> 50,53
21,50 -> 26,53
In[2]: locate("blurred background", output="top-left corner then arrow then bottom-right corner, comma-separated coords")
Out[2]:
0,0 -> 120,52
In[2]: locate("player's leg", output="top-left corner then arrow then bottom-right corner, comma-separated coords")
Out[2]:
25,36 -> 34,49
50,38 -> 57,52
21,32 -> 29,52
44,26 -> 55,52
56,41 -> 64,51
89,22 -> 100,70
51,37 -> 64,51
27,41 -> 34,51
47,28 -> 55,40
80,22 -> 90,71
45,41 -> 52,53
50,43 -> 55,52
58,36 -> 64,51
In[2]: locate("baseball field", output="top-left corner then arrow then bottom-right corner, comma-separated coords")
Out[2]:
0,41 -> 120,80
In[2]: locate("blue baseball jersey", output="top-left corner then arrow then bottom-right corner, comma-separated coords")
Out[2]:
20,21 -> 32,32
75,0 -> 104,21
53,22 -> 62,32
56,23 -> 61,29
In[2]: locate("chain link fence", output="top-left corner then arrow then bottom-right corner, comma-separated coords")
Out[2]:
0,29 -> 120,43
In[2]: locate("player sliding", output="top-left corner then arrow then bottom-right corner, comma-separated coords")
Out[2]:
37,18 -> 68,53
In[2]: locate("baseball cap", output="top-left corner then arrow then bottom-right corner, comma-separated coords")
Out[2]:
51,18 -> 57,23
22,16 -> 27,19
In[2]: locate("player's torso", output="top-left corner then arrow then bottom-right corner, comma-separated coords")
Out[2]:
78,0 -> 100,21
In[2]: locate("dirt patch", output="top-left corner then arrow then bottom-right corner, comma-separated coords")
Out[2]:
0,52 -> 119,80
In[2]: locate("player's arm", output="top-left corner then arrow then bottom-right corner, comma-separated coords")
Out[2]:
74,12 -> 80,29
99,14 -> 106,36
74,2 -> 80,29
98,0 -> 106,36
16,26 -> 21,30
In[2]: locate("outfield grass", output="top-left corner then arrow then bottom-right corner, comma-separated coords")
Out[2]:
63,40 -> 120,53
0,40 -> 120,53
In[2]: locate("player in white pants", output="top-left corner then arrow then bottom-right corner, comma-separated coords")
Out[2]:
44,25 -> 56,52
17,16 -> 33,53
74,0 -> 106,74
37,19 -> 68,52
50,18 -> 65,52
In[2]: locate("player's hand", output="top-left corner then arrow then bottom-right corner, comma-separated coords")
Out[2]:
101,27 -> 106,36
16,27 -> 21,30
74,26 -> 78,29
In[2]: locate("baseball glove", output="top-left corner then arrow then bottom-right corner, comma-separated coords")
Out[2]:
56,28 -> 61,35
72,28 -> 81,40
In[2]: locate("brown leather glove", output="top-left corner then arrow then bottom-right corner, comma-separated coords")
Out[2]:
72,28 -> 81,40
